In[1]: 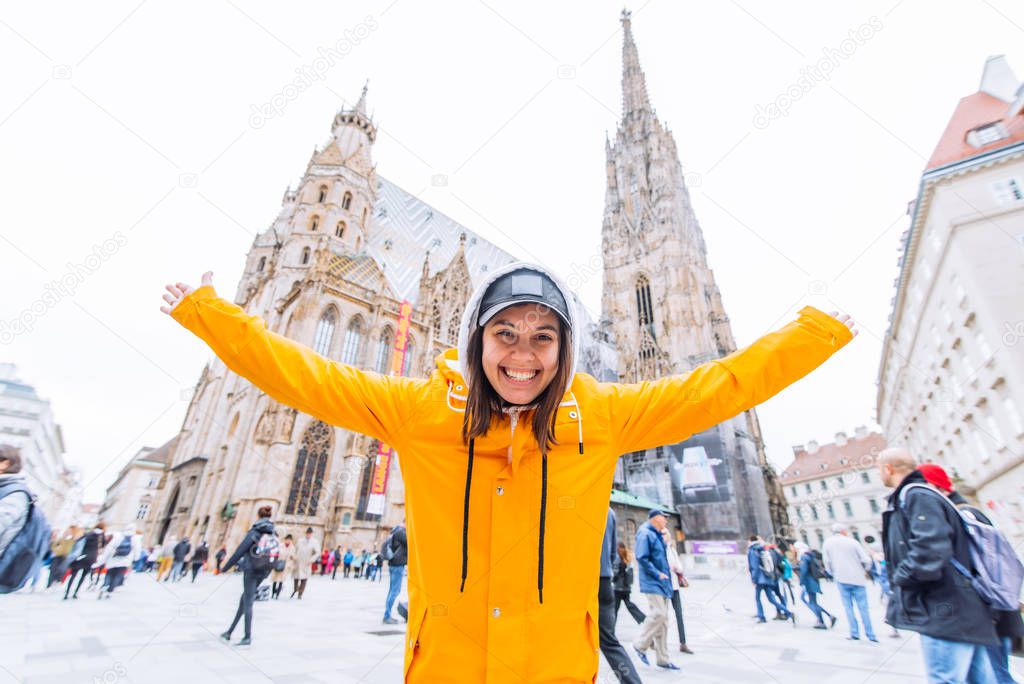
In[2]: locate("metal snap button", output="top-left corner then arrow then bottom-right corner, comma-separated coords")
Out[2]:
492,607 -> 501,618
496,487 -> 504,496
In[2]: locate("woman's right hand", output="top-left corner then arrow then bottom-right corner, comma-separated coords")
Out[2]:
161,271 -> 214,315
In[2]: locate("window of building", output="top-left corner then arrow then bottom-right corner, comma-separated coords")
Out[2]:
335,221 -> 345,238
843,500 -> 853,517
147,475 -> 159,488
992,177 -> 1023,204
985,415 -> 1005,449
1004,397 -> 1024,436
791,486 -> 798,498
869,498 -> 880,514
285,420 -> 333,516
317,185 -> 327,203
136,501 -> 150,520
819,480 -> 828,491
313,308 -> 337,356
837,476 -> 845,489
851,529 -> 861,542
810,504 -> 819,521
968,122 -> 1008,147
815,529 -> 825,546
861,471 -> 870,484
635,276 -> 654,332
826,503 -> 836,519
342,317 -> 363,365
310,215 -> 320,231
796,507 -> 805,522
375,327 -> 393,374
301,247 -> 311,265
800,530 -> 809,546
805,483 -> 812,495
257,256 -> 266,272
401,339 -> 415,377
342,192 -> 352,210
341,511 -> 352,526
356,441 -> 381,521
975,329 -> 993,362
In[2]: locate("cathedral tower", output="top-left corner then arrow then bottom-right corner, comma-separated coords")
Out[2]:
602,11 -> 788,542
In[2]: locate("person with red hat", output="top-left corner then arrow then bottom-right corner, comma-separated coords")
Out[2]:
917,463 -> 1024,684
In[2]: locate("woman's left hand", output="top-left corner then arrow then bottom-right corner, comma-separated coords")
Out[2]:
828,311 -> 859,338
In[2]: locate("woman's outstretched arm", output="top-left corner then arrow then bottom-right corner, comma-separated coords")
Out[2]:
162,272 -> 425,446
607,306 -> 856,454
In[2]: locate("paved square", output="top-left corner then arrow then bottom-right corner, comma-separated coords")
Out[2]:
0,558 -> 981,683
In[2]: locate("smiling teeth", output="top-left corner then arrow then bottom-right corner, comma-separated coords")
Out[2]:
504,368 -> 537,381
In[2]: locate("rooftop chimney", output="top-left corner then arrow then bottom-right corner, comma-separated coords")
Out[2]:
807,440 -> 820,454
980,55 -> 1019,103
792,444 -> 805,456
835,432 -> 848,447
854,426 -> 869,439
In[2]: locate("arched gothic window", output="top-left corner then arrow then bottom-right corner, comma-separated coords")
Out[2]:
401,338 -> 415,376
313,308 -> 337,356
447,312 -> 461,346
285,420 -> 333,516
355,439 -> 381,521
317,185 -> 327,203
635,275 -> 654,331
342,192 -> 353,210
431,303 -> 442,339
310,215 -> 320,231
341,317 -> 363,365
335,221 -> 345,238
375,327 -> 393,374
257,256 -> 266,272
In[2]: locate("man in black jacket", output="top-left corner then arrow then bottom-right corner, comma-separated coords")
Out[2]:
170,538 -> 190,582
382,521 -> 407,624
220,506 -> 275,646
878,448 -> 998,682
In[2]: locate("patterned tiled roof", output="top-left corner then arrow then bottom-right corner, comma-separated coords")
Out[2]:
779,432 -> 887,485
367,178 -> 520,303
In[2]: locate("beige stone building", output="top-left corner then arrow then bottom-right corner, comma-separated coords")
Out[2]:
605,12 -> 786,543
98,438 -> 175,533
145,88 -> 521,553
779,429 -> 889,550
877,55 -> 1024,548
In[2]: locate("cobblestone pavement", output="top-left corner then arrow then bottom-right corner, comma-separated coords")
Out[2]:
2,559 -> 987,684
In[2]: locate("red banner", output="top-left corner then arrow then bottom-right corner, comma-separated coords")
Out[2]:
366,300 -> 413,515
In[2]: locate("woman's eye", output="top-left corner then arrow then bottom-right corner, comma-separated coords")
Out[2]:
535,334 -> 554,343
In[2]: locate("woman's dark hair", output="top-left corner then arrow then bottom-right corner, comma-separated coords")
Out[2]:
0,444 -> 22,474
257,505 -> 272,518
461,316 -> 573,455
284,534 -> 293,541
617,541 -> 631,564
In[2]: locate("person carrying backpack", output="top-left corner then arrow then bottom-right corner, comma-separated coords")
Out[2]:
747,535 -> 793,624
0,445 -> 51,594
795,541 -> 835,630
97,525 -> 139,599
879,448 -> 1000,682
918,463 -> 1024,683
220,506 -> 276,646
161,267 -> 856,681
382,522 -> 408,624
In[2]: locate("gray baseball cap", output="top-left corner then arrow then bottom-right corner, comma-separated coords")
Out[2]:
477,268 -> 570,327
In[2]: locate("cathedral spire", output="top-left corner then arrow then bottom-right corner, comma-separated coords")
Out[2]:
620,9 -> 652,117
356,79 -> 369,115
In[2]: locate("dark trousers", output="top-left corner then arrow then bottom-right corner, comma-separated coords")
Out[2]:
800,588 -> 833,624
755,583 -> 790,619
47,555 -> 66,588
64,562 -> 90,598
227,570 -> 265,639
669,588 -> 687,644
614,590 -> 646,624
103,567 -> 127,594
332,564 -> 338,580
271,581 -> 283,599
292,578 -> 307,598
343,562 -> 351,577
191,562 -> 203,582
599,577 -> 642,684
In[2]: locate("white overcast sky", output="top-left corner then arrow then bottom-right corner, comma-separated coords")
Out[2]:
2,1 -> 1022,503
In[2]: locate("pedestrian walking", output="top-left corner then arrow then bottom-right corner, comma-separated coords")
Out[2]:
661,527 -> 693,654
64,524 -> 105,600
342,548 -> 353,578
350,548 -> 363,579
190,540 -> 209,582
878,448 -> 1000,682
795,541 -> 836,629
613,542 -> 645,625
776,544 -> 796,605
161,265 -> 855,681
291,527 -> 317,599
331,546 -> 342,580
271,535 -> 294,599
917,462 -> 1024,684
747,535 -> 793,624
219,506 -> 277,646
823,523 -> 877,642
97,525 -> 139,599
215,546 -> 226,574
0,445 -> 52,594
598,508 -> 641,684
169,538 -> 190,582
319,548 -> 330,576
632,509 -> 680,671
382,522 -> 407,624
47,527 -> 76,588
374,550 -> 384,582
155,537 -> 175,581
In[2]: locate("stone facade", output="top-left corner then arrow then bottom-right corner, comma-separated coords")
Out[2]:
145,88 -> 518,554
779,429 -> 889,550
604,12 -> 786,543
98,438 -> 174,532
877,56 -> 1024,549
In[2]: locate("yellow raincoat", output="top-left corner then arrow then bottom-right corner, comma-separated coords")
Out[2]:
171,274 -> 852,683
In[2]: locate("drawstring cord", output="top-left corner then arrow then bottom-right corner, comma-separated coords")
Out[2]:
460,438 -> 475,593
538,452 -> 548,603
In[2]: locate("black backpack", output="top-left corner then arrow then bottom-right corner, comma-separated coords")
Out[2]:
113,535 -> 133,558
809,550 -> 827,580
0,482 -> 51,593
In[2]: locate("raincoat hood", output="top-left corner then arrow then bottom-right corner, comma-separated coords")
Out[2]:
452,261 -> 583,399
